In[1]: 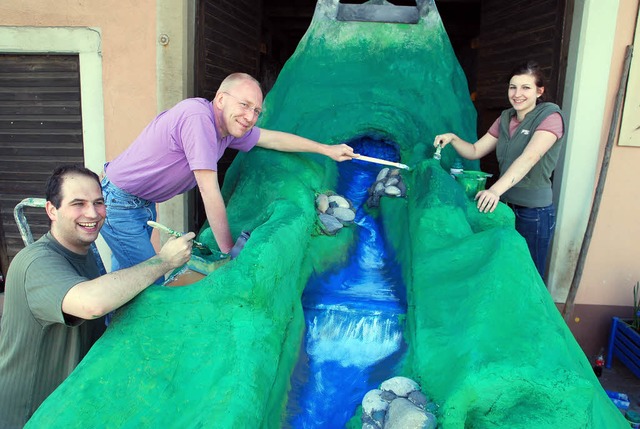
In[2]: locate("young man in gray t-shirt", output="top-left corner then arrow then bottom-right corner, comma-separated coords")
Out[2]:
0,165 -> 196,428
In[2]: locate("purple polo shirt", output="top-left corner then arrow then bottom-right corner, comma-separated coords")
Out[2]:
105,98 -> 260,202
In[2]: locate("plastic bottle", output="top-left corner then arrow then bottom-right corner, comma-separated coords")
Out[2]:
450,157 -> 464,179
229,231 -> 251,259
593,348 -> 605,377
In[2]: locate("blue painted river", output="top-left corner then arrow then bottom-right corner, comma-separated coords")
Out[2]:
286,138 -> 408,428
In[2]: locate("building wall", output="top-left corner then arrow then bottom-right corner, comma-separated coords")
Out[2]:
0,0 -> 158,160
576,0 -> 640,306
548,0 -> 640,355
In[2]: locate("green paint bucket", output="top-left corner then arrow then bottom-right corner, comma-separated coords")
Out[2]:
456,170 -> 493,198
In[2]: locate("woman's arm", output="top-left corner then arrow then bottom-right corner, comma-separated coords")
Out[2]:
475,129 -> 559,213
433,132 -> 498,160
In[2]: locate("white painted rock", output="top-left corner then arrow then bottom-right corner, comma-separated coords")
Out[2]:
380,376 -> 419,397
376,167 -> 389,182
385,177 -> 399,187
316,194 -> 329,213
362,389 -> 389,415
332,207 -> 356,222
384,186 -> 401,196
328,194 -> 351,208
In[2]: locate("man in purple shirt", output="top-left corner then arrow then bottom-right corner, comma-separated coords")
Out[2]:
101,73 -> 356,274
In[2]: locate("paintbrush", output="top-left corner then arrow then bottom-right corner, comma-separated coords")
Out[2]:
355,155 -> 411,170
147,221 -> 229,260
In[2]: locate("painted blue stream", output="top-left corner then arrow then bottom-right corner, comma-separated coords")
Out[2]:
286,138 -> 408,428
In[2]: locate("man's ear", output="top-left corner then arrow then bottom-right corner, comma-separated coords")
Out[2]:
214,92 -> 224,109
45,201 -> 57,222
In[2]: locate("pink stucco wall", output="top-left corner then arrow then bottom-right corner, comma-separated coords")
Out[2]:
575,0 -> 640,307
0,0 -> 157,160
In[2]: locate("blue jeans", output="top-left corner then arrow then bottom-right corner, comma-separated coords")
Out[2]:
509,203 -> 556,279
100,177 -> 163,284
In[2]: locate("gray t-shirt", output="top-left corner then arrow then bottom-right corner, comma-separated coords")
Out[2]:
0,232 -> 105,428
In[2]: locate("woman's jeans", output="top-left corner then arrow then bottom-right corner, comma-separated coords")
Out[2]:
508,203 -> 556,280
100,177 -> 163,284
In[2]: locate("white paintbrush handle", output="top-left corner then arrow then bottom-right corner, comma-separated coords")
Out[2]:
355,155 -> 410,170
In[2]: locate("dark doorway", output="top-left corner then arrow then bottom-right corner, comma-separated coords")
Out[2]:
192,0 -> 571,232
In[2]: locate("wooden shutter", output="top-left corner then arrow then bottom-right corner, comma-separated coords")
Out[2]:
0,54 -> 84,285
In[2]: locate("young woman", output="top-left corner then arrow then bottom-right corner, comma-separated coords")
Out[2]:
433,61 -> 566,279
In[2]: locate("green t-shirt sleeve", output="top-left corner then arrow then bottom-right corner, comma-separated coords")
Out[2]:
25,252 -> 89,326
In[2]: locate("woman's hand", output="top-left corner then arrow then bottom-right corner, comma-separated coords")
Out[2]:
475,189 -> 500,213
433,133 -> 458,148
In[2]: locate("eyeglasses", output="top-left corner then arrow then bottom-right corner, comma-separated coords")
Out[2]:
222,92 -> 263,118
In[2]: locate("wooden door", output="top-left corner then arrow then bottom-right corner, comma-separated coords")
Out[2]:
191,0 -> 263,231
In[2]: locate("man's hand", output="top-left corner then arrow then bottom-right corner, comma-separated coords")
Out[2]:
63,232 -> 196,320
325,143 -> 358,162
158,233 -> 195,269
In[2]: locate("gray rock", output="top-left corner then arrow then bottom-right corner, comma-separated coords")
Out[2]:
384,398 -> 435,429
376,167 -> 389,182
371,409 -> 386,426
396,181 -> 407,196
316,194 -> 329,213
333,207 -> 356,223
408,390 -> 428,409
384,185 -> 401,196
366,194 -> 380,208
362,422 -> 380,429
367,182 -> 377,196
425,401 -> 439,414
380,390 -> 397,402
319,213 -> 343,235
380,376 -> 420,397
389,169 -> 400,176
374,182 -> 385,194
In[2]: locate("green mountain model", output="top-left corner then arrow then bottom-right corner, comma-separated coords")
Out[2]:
28,1 -> 626,427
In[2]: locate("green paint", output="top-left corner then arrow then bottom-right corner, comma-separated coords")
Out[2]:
28,3 -> 625,428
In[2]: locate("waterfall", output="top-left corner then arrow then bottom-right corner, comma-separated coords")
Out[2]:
287,137 -> 408,428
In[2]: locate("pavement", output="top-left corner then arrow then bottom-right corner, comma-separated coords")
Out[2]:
599,356 -> 640,420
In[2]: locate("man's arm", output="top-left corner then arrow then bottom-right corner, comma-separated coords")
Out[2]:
194,169 -> 234,254
62,234 -> 194,319
256,129 -> 357,162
